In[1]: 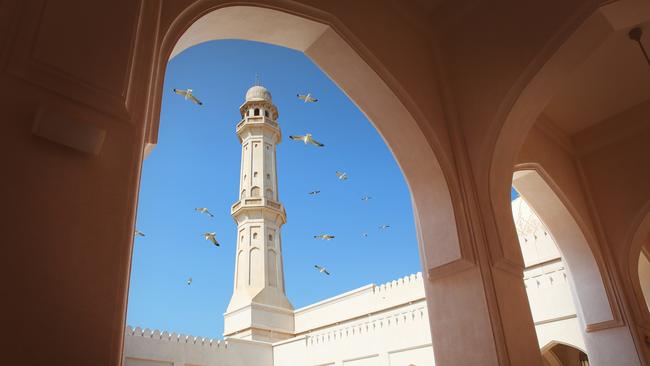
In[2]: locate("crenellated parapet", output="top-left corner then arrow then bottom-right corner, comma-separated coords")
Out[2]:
372,272 -> 423,295
294,272 -> 425,334
125,326 -> 227,348
305,304 -> 428,347
123,325 -> 273,366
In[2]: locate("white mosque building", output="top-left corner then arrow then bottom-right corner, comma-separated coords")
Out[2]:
123,86 -> 587,366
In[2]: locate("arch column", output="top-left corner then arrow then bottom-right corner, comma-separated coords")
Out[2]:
418,154 -> 543,365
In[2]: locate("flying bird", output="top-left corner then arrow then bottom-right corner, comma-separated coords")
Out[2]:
335,171 -> 348,181
309,190 -> 321,196
195,207 -> 214,218
289,133 -> 324,147
134,230 -> 145,237
379,224 -> 391,230
203,232 -> 220,247
314,234 -> 335,240
314,265 -> 330,275
173,88 -> 203,105
361,196 -> 372,201
362,232 -> 368,238
297,93 -> 318,103
186,277 -> 193,286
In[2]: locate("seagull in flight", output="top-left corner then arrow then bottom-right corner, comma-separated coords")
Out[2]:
314,234 -> 335,240
379,224 -> 391,230
195,207 -> 214,218
173,88 -> 203,105
309,190 -> 321,196
289,133 -> 324,147
297,93 -> 318,103
134,230 -> 145,237
335,171 -> 348,181
361,196 -> 372,201
203,232 -> 220,247
186,277 -> 192,286
314,265 -> 330,275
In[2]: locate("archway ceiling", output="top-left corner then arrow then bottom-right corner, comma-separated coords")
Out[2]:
542,18 -> 650,136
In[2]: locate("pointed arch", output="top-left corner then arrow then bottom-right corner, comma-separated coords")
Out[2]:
150,4 -> 465,286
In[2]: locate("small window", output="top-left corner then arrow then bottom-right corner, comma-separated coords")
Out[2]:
254,108 -> 260,116
254,171 -> 258,178
264,110 -> 269,117
253,232 -> 258,239
268,234 -> 273,241
266,173 -> 270,179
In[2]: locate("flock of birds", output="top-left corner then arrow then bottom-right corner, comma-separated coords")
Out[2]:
135,88 -> 392,284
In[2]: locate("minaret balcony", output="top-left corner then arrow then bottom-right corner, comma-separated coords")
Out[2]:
231,197 -> 286,223
236,116 -> 279,132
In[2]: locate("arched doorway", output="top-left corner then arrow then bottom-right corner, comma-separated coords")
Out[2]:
541,341 -> 590,366
488,0 -> 650,364
150,5 -> 461,288
142,3 -> 464,365
512,167 -> 639,365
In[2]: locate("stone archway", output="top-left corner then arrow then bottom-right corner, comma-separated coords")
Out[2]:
149,4 -> 462,282
144,3 -> 465,364
485,1 -> 650,364
541,341 -> 589,366
513,166 -> 639,365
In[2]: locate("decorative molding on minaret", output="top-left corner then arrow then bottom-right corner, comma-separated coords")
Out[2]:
223,85 -> 295,343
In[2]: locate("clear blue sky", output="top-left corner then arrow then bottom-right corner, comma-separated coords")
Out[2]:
127,40 -> 420,338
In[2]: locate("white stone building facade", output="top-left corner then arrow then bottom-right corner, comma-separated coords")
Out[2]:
123,87 -> 585,366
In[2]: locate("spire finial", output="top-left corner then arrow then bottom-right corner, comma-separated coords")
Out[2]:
254,73 -> 260,86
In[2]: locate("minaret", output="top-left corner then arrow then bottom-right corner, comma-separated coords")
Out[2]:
223,85 -> 294,342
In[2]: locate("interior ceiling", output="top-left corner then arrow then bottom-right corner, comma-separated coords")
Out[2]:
543,20 -> 650,136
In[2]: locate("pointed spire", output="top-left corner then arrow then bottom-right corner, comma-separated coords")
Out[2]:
254,73 -> 260,86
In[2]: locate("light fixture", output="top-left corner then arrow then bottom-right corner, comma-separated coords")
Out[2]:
629,27 -> 650,66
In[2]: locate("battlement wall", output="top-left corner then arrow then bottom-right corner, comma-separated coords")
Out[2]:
294,272 -> 425,333
123,326 -> 272,366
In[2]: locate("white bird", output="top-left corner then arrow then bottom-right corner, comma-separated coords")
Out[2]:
314,234 -> 335,240
335,171 -> 348,180
134,230 -> 145,237
289,133 -> 324,147
297,93 -> 318,103
186,277 -> 192,286
314,265 -> 330,275
195,207 -> 214,218
173,88 -> 203,105
361,196 -> 372,201
379,224 -> 391,230
362,232 -> 368,238
309,190 -> 321,195
204,232 -> 220,247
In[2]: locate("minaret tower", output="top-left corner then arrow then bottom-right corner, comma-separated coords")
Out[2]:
223,85 -> 294,342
